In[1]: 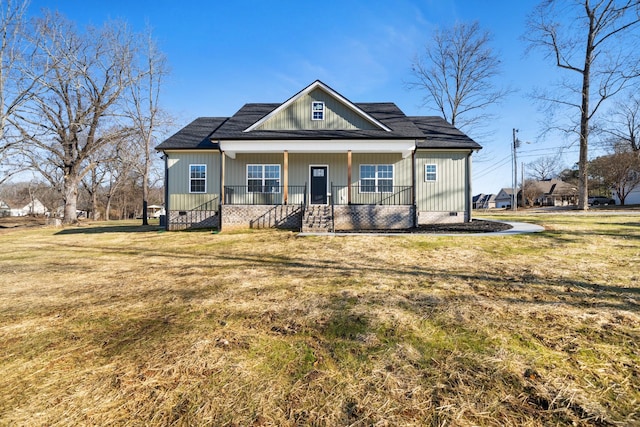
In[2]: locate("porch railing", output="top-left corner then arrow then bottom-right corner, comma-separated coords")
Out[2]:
224,185 -> 306,205
171,196 -> 219,230
331,184 -> 413,205
191,196 -> 219,211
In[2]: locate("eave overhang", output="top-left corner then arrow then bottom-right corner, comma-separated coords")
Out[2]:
219,139 -> 415,159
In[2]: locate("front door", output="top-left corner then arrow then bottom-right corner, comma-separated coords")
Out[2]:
310,166 -> 328,205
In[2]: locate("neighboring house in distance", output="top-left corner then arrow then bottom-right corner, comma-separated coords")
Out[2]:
614,186 -> 640,205
2,198 -> 48,216
156,80 -> 482,231
0,200 -> 10,217
495,188 -> 514,209
527,179 -> 577,206
472,193 -> 496,209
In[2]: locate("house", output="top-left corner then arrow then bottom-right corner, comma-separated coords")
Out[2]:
0,200 -> 9,217
527,179 -> 577,206
495,188 -> 514,209
156,80 -> 482,231
1,198 -> 48,216
613,183 -> 640,205
473,193 -> 496,209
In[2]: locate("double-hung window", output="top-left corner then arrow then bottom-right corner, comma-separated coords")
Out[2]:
360,164 -> 393,193
425,164 -> 437,182
189,164 -> 206,193
311,101 -> 324,120
247,164 -> 281,193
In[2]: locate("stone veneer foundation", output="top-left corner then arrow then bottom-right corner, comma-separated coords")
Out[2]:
167,205 -> 469,231
333,205 -> 414,230
221,205 -> 303,229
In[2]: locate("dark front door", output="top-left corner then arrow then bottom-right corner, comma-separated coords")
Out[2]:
310,166 -> 328,204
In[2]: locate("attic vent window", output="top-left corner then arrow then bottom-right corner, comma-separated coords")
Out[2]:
311,101 -> 325,120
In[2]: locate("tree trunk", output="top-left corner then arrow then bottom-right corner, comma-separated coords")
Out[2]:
105,194 -> 112,220
577,8 -> 596,211
62,174 -> 79,224
142,165 -> 149,225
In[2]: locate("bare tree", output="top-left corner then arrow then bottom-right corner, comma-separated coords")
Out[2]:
525,0 -> 640,209
103,135 -> 136,220
127,29 -> 170,225
602,93 -> 640,152
522,178 -> 546,206
409,21 -> 510,134
81,154 -> 107,220
589,148 -> 640,204
527,155 -> 563,180
13,12 -> 142,224
0,0 -> 33,184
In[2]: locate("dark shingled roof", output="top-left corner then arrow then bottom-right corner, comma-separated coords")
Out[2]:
409,116 -> 482,150
156,104 -> 481,150
209,102 -> 427,140
155,117 -> 227,150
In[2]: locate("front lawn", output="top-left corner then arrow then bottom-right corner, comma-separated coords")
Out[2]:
0,214 -> 638,426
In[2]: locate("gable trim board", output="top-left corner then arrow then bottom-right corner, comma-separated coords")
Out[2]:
157,81 -> 481,230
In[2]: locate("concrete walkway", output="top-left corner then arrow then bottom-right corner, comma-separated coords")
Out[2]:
299,219 -> 544,237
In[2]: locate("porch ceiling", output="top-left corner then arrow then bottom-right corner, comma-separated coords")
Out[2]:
220,139 -> 416,159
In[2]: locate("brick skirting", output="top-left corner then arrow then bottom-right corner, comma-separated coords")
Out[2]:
167,205 -> 468,231
333,205 -> 414,230
221,205 -> 303,229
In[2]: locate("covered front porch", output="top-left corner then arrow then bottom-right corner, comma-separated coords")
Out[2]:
219,183 -> 414,231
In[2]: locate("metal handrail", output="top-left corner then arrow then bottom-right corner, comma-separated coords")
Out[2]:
223,185 -> 306,205
331,184 -> 413,205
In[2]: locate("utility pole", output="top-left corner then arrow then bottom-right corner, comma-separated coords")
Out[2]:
512,128 -> 519,211
521,162 -> 525,208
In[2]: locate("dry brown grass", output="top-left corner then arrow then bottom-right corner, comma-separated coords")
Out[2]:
0,214 -> 639,426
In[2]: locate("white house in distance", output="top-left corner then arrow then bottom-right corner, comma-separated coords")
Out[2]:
156,80 -> 482,231
614,186 -> 640,205
495,188 -> 514,209
0,198 -> 48,216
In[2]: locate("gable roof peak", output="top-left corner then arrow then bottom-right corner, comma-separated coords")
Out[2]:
243,80 -> 392,133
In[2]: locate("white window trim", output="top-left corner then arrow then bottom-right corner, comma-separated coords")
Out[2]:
311,101 -> 325,121
247,164 -> 281,193
425,164 -> 437,182
359,164 -> 394,193
189,164 -> 207,193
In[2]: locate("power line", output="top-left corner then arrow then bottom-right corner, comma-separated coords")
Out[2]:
474,154 -> 512,179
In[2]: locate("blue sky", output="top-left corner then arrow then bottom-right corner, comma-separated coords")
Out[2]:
27,0 -> 608,194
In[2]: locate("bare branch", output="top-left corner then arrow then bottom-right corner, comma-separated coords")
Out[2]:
407,21 -> 510,136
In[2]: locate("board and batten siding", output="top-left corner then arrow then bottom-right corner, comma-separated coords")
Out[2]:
167,151 -> 221,211
415,151 -> 470,212
256,88 -> 378,131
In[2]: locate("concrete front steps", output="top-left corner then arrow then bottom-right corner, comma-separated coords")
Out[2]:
302,205 -> 332,232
